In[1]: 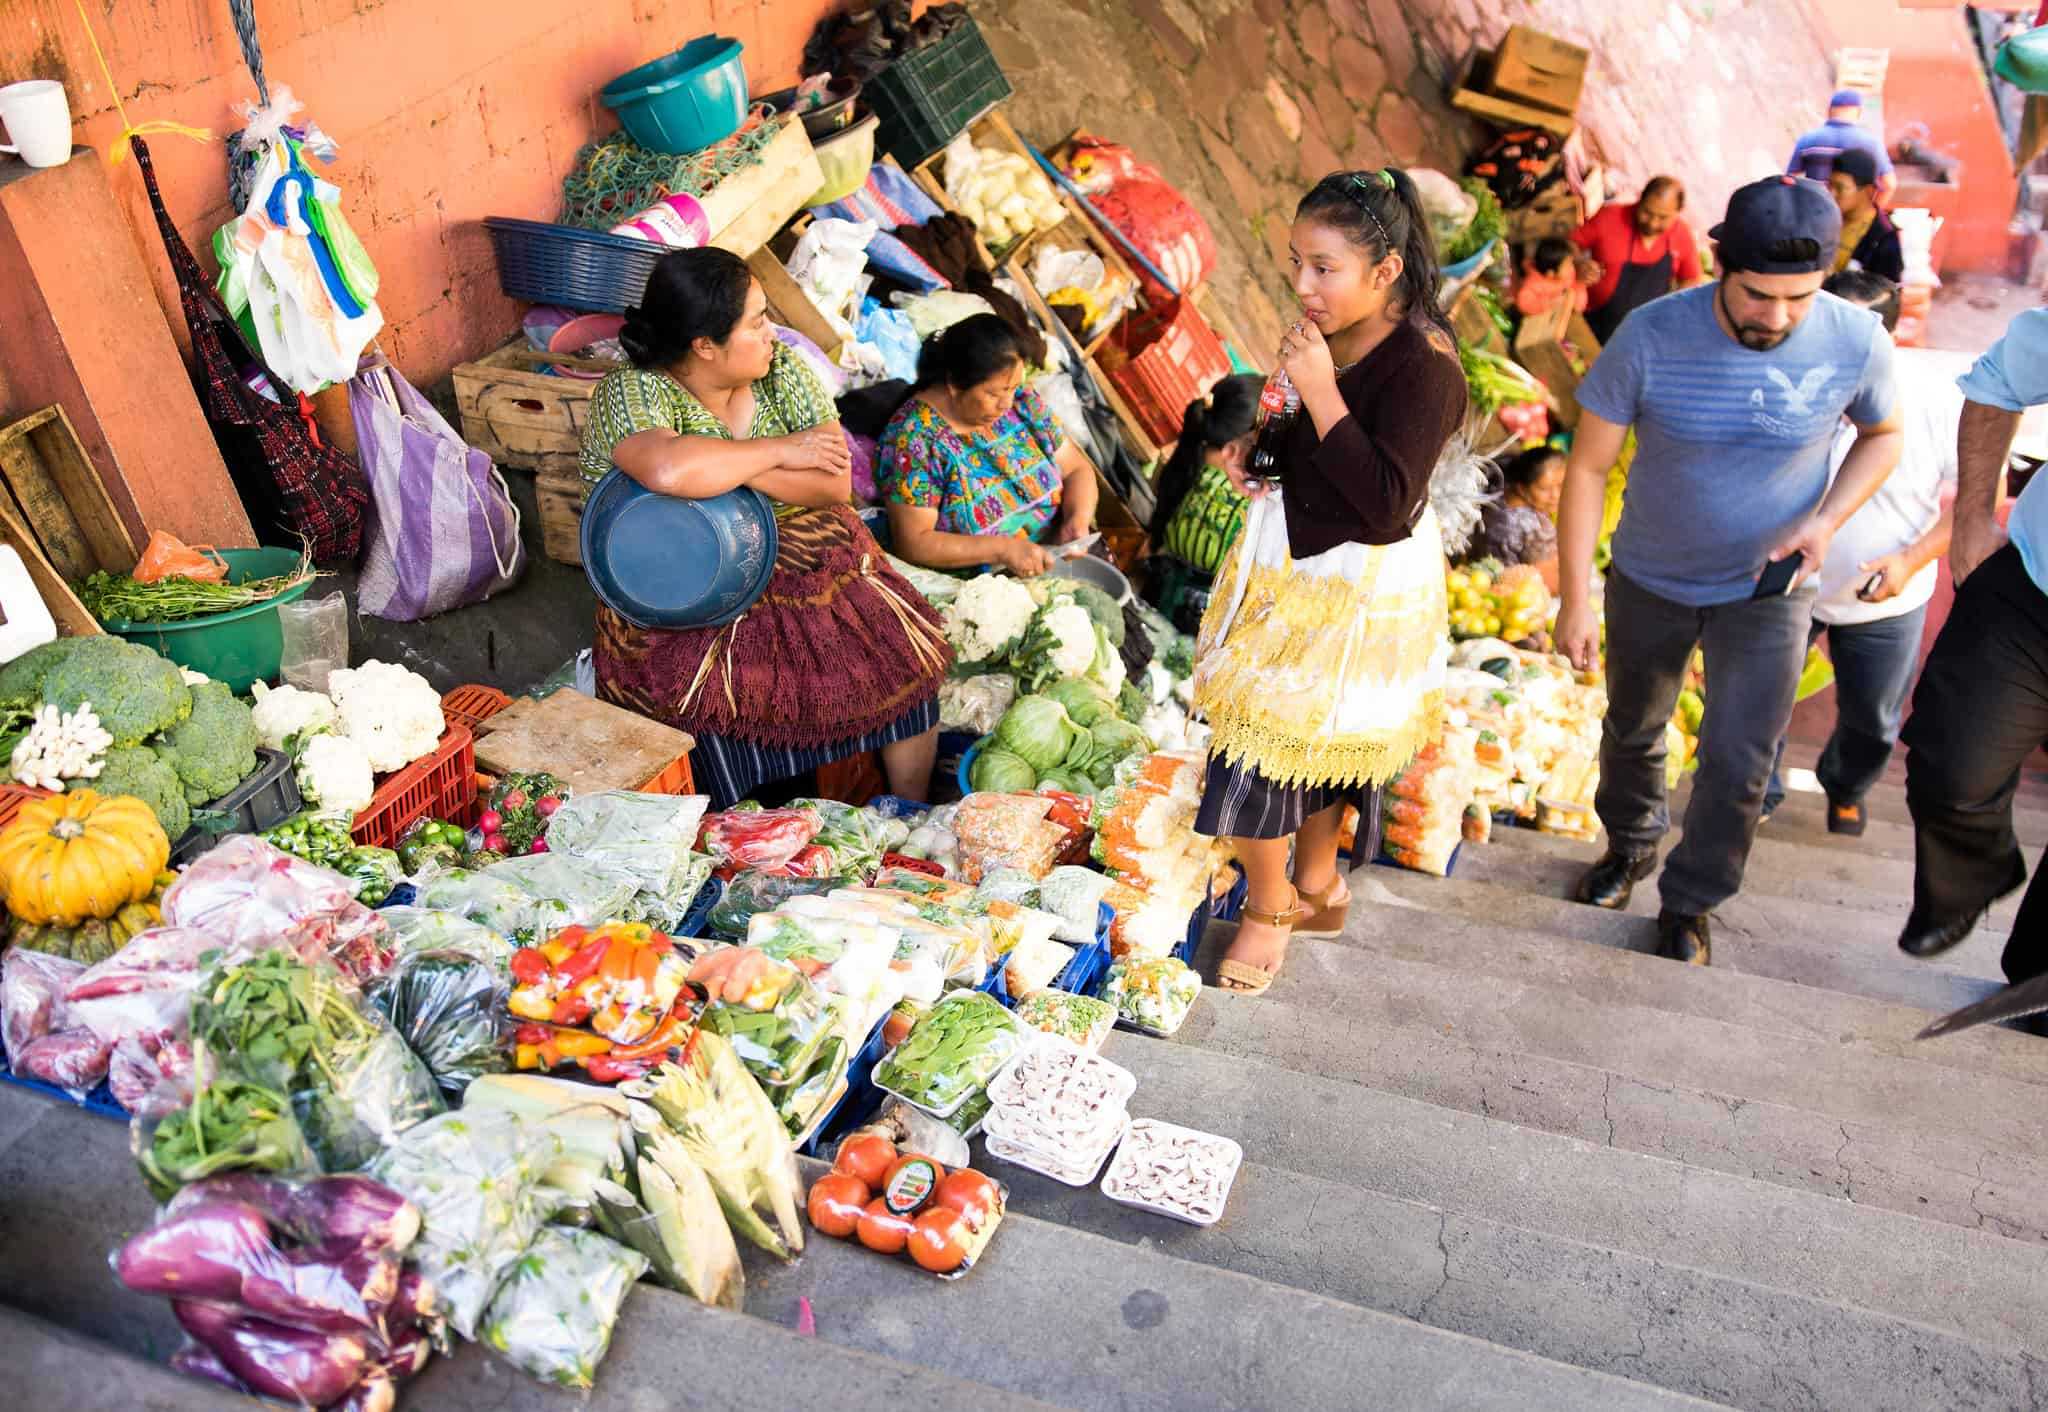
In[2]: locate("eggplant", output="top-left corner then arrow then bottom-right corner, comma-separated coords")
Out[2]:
166,1173 -> 420,1258
167,1342 -> 244,1392
386,1268 -> 438,1333
381,1326 -> 433,1380
333,1372 -> 397,1412
113,1200 -> 270,1301
173,1299 -> 369,1408
237,1246 -> 399,1337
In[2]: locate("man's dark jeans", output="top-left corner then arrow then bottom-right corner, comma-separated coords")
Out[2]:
1596,569 -> 1815,916
1762,604 -> 1929,812
1902,544 -> 2048,984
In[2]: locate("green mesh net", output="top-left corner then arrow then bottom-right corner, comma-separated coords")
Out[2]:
559,116 -> 784,230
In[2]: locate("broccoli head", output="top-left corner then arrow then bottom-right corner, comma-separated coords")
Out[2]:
78,745 -> 190,839
41,638 -> 191,747
154,680 -> 258,805
0,635 -> 131,704
1068,583 -> 1126,648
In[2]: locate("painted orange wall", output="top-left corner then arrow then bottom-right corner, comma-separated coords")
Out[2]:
0,1 -> 870,384
1806,0 -> 2019,273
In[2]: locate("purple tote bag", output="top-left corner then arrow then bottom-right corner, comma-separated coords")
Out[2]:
350,353 -> 525,620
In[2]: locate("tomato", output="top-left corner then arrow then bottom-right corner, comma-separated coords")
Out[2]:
882,1009 -> 916,1047
856,1198 -> 914,1255
807,1173 -> 868,1239
932,1169 -> 1000,1228
882,1154 -> 945,1215
833,1133 -> 897,1189
908,1207 -> 970,1273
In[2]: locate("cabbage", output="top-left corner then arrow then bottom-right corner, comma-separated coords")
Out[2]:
1089,717 -> 1152,766
1062,727 -> 1098,774
1037,767 -> 1093,795
994,696 -> 1078,773
970,744 -> 1038,793
1042,677 -> 1113,727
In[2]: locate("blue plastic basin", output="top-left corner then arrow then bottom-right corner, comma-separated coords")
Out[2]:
580,469 -> 778,630
602,37 -> 749,155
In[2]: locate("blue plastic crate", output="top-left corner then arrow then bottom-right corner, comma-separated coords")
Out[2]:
799,1014 -> 892,1158
987,901 -> 1113,1005
0,1034 -> 128,1121
378,882 -> 419,910
675,876 -> 725,940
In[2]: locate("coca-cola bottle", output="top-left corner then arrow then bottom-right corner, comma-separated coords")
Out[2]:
1247,368 -> 1300,485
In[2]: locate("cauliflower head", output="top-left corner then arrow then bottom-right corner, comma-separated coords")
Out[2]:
944,575 -> 1037,665
1040,602 -> 1097,678
250,681 -> 338,752
296,732 -> 375,814
40,637 -> 192,747
155,680 -> 259,805
82,744 -> 190,839
328,660 -> 443,773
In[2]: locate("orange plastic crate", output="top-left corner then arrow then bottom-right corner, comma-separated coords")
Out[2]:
350,724 -> 478,849
441,685 -> 512,732
0,783 -> 53,831
1103,298 -> 1231,446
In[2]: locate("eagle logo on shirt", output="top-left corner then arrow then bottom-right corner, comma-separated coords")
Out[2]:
1765,364 -> 1837,417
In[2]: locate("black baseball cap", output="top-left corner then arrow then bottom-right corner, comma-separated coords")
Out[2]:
1709,175 -> 1842,274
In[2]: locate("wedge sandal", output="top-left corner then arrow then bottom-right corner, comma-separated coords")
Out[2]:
1215,886 -> 1303,996
1293,875 -> 1352,939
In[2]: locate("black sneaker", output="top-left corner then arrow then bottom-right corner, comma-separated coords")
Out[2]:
1657,910 -> 1712,966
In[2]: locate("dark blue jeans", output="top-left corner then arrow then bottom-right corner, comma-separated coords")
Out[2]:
1763,603 -> 1928,812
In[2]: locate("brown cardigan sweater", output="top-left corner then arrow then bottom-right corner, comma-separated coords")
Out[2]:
1277,319 -> 1467,559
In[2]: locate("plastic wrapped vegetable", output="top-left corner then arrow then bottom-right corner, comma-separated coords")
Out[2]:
132,1062 -> 321,1201
377,907 -> 513,968
1035,866 -> 1113,945
481,1226 -> 646,1389
706,871 -> 852,939
410,868 -> 561,944
339,848 -> 403,907
1003,936 -> 1075,999
697,805 -> 821,873
1012,989 -> 1116,1052
370,949 -> 510,1093
791,798 -> 890,879
171,1299 -> 370,1407
1,947 -> 108,1098
162,835 -> 357,949
952,792 -> 1067,882
540,791 -> 715,926
159,1173 -> 423,1260
938,672 -> 1016,735
368,1107 -> 561,1340
872,990 -> 1026,1117
1102,956 -> 1202,1036
692,950 -> 849,1137
623,1033 -> 805,1261
482,854 -> 639,929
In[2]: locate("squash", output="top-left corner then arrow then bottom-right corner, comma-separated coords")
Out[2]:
0,790 -> 170,927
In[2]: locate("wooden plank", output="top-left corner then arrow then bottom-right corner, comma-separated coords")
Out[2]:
0,405 -> 139,579
472,688 -> 694,798
704,117 -> 825,258
746,247 -> 845,361
0,497 -> 99,638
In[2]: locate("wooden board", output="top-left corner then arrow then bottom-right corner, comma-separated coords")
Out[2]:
704,116 -> 825,258
745,247 -> 845,361
471,688 -> 694,798
1449,48 -> 1578,137
0,404 -> 140,583
1511,301 -> 1601,429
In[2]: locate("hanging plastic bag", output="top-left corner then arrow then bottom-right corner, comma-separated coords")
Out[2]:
349,354 -> 525,621
133,531 -> 229,585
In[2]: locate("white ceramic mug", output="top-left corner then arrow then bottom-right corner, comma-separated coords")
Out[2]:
0,80 -> 72,168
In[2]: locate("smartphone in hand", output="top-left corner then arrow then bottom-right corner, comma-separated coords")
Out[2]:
1752,554 -> 1804,599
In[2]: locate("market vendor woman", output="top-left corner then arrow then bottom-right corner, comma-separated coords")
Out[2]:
877,315 -> 1100,576
1196,169 -> 1466,994
580,247 -> 952,806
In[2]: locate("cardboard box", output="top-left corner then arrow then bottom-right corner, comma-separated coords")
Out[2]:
1491,27 -> 1589,117
1449,49 -> 1578,138
1451,289 -> 1509,357
1512,301 -> 1602,429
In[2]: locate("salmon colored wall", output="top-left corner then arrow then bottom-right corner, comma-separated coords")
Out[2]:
1807,0 -> 2019,273
0,1 -> 876,385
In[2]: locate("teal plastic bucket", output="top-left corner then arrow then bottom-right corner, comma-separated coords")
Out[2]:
100,547 -> 313,693
601,37 -> 749,155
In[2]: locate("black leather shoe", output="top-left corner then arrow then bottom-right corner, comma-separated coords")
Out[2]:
1825,797 -> 1867,836
1898,907 -> 1988,959
1657,910 -> 1711,966
1574,849 -> 1657,910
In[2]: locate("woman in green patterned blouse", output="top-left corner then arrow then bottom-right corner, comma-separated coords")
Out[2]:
580,248 -> 951,805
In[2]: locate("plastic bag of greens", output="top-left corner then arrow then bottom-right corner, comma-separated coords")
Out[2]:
973,867 -> 1041,909
698,967 -> 844,1097
370,1107 -> 562,1340
481,854 -> 639,929
707,872 -> 853,940
482,1226 -> 646,1389
410,869 -> 561,943
131,1054 -> 320,1201
369,948 -> 510,1094
541,792 -> 716,926
1034,865 -> 1114,945
377,907 -> 514,969
295,1013 -> 445,1173
788,799 -> 889,879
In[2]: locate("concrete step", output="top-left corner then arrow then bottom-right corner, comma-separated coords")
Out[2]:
1674,773 -> 2048,847
0,1305 -> 255,1412
1364,865 -> 2007,1017
0,1086 -> 1709,1412
1182,933 -> 2048,1243
992,1146 -> 2043,1411
1471,816 -> 2016,930
1088,1031 -> 2048,1353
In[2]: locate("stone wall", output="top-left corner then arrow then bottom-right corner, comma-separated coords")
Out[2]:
975,0 -> 1850,360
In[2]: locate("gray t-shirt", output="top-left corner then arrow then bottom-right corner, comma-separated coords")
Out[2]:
1577,285 -> 1896,606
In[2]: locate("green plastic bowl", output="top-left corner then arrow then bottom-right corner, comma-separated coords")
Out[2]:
100,547 -> 313,692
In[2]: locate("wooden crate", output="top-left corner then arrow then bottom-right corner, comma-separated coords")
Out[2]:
451,343 -> 612,473
1451,288 -> 1510,356
704,116 -> 825,258
535,461 -> 590,568
1449,47 -> 1578,137
0,404 -> 139,583
1511,301 -> 1601,428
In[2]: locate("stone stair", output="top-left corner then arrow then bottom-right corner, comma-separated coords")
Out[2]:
5,751 -> 2048,1408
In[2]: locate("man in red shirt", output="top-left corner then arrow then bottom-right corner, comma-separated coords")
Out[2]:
1571,176 -> 1705,342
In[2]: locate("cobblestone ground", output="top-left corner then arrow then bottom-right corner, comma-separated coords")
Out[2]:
979,0 -> 1842,356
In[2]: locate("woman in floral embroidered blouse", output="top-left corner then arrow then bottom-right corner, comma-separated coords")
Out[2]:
877,315 -> 1099,575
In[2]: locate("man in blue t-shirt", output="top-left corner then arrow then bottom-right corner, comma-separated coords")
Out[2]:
1894,309 -> 2048,993
1788,90 -> 1897,203
1554,175 -> 1903,965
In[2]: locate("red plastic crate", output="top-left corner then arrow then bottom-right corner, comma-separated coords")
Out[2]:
1102,298 -> 1231,447
350,724 -> 478,849
441,684 -> 512,732
0,783 -> 53,831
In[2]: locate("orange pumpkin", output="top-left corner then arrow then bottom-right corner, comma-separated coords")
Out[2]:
0,790 -> 170,926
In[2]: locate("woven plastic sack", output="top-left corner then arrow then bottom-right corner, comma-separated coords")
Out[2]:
350,354 -> 525,621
